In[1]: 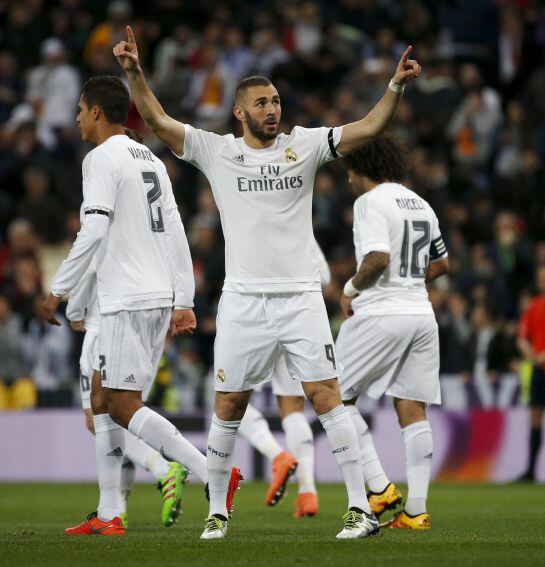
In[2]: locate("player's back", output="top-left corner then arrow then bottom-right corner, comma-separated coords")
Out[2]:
351,182 -> 446,316
83,134 -> 174,313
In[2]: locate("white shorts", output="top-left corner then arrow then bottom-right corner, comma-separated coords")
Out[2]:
97,308 -> 170,392
214,292 -> 338,392
79,328 -> 98,409
254,356 -> 306,397
337,313 -> 441,405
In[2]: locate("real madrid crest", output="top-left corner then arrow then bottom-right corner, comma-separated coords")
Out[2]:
216,369 -> 226,383
285,147 -> 297,163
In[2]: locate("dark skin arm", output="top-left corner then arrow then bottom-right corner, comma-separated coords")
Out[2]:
341,251 -> 390,318
425,258 -> 449,284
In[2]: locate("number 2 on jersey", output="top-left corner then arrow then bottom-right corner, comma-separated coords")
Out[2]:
399,220 -> 430,278
142,171 -> 164,233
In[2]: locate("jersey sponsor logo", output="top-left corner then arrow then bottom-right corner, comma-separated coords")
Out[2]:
232,154 -> 245,163
332,446 -> 349,454
124,374 -> 136,384
107,446 -> 123,457
284,147 -> 297,162
216,369 -> 226,383
208,445 -> 231,458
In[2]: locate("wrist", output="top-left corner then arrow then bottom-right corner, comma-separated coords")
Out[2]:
388,78 -> 405,94
343,277 -> 361,298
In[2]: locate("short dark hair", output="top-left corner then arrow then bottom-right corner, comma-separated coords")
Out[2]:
343,134 -> 409,183
235,76 -> 272,104
81,75 -> 130,125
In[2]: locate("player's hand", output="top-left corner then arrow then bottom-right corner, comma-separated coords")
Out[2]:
113,25 -> 140,73
392,46 -> 421,86
42,293 -> 62,326
340,293 -> 354,319
70,320 -> 86,332
170,308 -> 197,337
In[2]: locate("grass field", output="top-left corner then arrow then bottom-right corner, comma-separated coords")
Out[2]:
1,482 -> 544,566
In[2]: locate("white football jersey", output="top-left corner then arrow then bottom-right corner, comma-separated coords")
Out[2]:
178,124 -> 342,293
351,182 -> 447,315
66,260 -> 99,331
82,135 -> 177,313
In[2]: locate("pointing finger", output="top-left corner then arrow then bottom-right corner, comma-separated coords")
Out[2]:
401,45 -> 412,62
127,25 -> 136,44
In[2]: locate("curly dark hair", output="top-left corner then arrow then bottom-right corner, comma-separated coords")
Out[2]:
343,134 -> 409,183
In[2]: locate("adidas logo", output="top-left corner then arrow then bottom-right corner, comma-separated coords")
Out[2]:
124,374 -> 136,383
232,154 -> 245,163
107,447 -> 123,457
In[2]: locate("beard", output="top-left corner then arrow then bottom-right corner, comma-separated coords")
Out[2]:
244,111 -> 279,141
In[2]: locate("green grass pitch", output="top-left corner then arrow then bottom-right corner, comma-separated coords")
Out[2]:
1,482 -> 544,566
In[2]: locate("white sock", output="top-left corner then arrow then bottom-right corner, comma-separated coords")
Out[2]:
345,405 -> 389,493
94,413 -> 125,521
124,431 -> 170,480
403,420 -> 433,516
238,404 -> 283,462
128,406 -> 207,483
207,413 -> 240,518
282,412 -> 316,494
318,405 -> 370,513
119,457 -> 135,513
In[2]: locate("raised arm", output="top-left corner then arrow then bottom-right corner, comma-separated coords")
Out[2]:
337,46 -> 421,155
113,26 -> 186,156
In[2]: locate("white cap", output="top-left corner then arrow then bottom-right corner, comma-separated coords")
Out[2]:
41,37 -> 65,59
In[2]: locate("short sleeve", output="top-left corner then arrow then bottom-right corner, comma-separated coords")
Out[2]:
175,124 -> 226,171
356,195 -> 390,255
82,150 -> 117,213
429,210 -> 448,263
296,126 -> 343,168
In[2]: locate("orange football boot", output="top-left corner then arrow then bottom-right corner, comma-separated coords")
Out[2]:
226,467 -> 244,516
384,510 -> 431,529
294,492 -> 319,517
266,451 -> 298,506
65,512 -> 125,535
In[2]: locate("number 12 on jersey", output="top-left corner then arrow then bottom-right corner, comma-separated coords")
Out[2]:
399,220 -> 430,278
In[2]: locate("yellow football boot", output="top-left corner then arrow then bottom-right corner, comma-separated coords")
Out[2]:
384,510 -> 431,530
368,482 -> 403,518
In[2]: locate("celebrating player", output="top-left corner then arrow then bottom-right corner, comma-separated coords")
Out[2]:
337,135 -> 449,529
239,241 -> 331,516
114,25 -> 421,539
43,76 -> 240,536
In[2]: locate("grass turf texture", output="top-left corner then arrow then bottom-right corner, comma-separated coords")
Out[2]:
1,482 -> 544,566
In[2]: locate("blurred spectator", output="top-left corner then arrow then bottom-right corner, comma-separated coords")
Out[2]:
0,51 -> 22,125
183,44 -> 236,131
0,219 -> 39,286
250,28 -> 290,78
0,295 -> 25,384
24,38 -> 80,148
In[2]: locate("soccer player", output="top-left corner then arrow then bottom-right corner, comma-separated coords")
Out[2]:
336,135 -> 449,529
517,265 -> 545,481
67,255 -> 188,529
42,76 -> 240,536
239,241 -> 330,516
114,26 -> 421,539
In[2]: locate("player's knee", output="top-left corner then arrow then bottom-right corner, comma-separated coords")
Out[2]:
215,392 -> 249,420
90,388 -> 107,415
304,379 -> 341,415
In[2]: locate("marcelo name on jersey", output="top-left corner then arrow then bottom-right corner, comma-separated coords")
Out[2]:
237,164 -> 303,192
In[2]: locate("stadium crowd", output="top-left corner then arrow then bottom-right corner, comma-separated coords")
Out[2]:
0,0 -> 544,411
